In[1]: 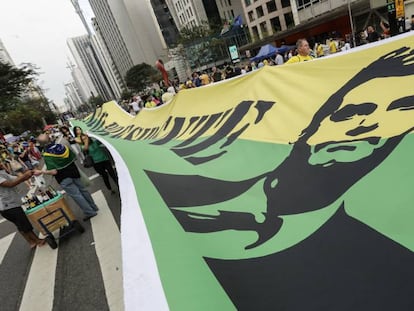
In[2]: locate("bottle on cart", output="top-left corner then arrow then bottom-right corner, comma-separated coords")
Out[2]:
31,194 -> 40,206
47,185 -> 58,198
21,196 -> 30,211
28,197 -> 36,209
36,191 -> 44,204
41,190 -> 50,202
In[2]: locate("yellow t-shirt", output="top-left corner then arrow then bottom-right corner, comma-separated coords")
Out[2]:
286,55 -> 314,64
317,44 -> 324,57
145,101 -> 157,108
199,73 -> 210,85
329,41 -> 337,53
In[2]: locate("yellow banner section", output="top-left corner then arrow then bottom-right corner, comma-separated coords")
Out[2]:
91,33 -> 414,146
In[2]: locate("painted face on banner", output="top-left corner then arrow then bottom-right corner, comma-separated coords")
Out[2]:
308,77 -> 414,166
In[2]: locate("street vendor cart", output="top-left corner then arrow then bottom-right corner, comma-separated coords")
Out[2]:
24,193 -> 84,249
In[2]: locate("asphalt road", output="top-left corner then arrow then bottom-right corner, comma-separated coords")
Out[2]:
0,148 -> 123,311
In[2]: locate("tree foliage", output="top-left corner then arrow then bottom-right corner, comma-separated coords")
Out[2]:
125,63 -> 160,92
88,94 -> 105,108
0,62 -> 37,111
0,62 -> 56,134
121,89 -> 133,100
178,21 -> 214,44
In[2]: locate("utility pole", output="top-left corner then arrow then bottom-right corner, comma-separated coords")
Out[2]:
70,0 -> 93,37
347,0 -> 356,48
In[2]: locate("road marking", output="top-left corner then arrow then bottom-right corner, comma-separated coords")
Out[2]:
89,173 -> 100,180
91,191 -> 124,311
0,233 -> 16,265
19,243 -> 58,311
0,218 -> 6,224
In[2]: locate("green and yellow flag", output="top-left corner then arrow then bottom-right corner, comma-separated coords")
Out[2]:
74,32 -> 414,310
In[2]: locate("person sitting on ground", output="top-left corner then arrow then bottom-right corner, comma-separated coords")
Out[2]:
0,161 -> 45,248
73,126 -> 118,194
37,133 -> 99,221
285,39 -> 314,64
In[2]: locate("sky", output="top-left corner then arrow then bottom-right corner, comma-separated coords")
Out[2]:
0,0 -> 94,110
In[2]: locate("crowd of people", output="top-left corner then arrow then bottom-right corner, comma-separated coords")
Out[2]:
119,19 -> 414,115
0,125 -> 119,248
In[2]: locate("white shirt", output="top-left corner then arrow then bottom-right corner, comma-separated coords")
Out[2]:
0,170 -> 21,211
275,54 -> 284,65
129,101 -> 140,112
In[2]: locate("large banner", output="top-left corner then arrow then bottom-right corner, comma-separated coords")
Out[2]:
74,32 -> 414,310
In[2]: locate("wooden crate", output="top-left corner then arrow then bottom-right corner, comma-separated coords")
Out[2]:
25,195 -> 77,235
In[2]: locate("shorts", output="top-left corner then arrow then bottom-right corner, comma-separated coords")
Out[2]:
0,207 -> 33,232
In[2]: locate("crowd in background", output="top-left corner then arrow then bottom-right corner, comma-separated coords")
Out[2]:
118,17 -> 414,116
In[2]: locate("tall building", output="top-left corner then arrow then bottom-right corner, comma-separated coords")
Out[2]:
0,38 -> 15,65
150,0 -> 180,47
64,81 -> 83,110
90,25 -> 123,99
71,0 -> 124,99
166,0 -> 221,30
67,35 -> 113,101
242,0 -> 295,40
215,0 -> 245,23
88,0 -> 168,81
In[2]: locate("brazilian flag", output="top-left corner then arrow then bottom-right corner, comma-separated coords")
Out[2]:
73,32 -> 414,310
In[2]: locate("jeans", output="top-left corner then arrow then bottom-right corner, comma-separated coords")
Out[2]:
59,177 -> 98,217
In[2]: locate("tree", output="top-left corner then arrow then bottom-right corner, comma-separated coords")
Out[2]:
178,21 -> 213,44
121,89 -> 133,100
88,94 -> 105,108
125,63 -> 161,92
0,103 -> 44,134
0,62 -> 37,111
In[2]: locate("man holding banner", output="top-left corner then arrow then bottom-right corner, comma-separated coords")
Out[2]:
37,133 -> 99,221
285,39 -> 313,64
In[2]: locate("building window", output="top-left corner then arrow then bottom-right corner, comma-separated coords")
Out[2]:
266,0 -> 277,12
260,21 -> 267,35
252,25 -> 259,39
270,16 -> 281,32
248,10 -> 255,22
284,12 -> 294,28
245,0 -> 251,6
256,5 -> 264,18
228,0 -> 232,5
282,0 -> 291,8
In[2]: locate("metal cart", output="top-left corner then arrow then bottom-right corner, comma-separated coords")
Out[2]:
24,193 -> 84,249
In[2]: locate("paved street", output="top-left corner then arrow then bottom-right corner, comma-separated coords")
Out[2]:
0,161 -> 123,311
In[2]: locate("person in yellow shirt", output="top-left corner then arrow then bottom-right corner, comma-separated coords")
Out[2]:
328,38 -> 337,54
199,71 -> 210,85
316,42 -> 324,57
285,39 -> 314,64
